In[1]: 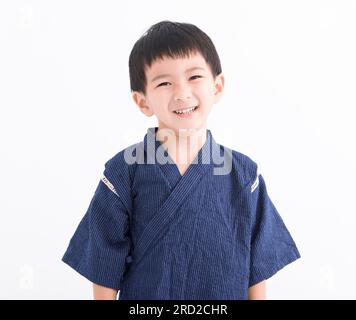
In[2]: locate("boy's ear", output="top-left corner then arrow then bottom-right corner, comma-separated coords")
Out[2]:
132,91 -> 154,117
213,73 -> 225,104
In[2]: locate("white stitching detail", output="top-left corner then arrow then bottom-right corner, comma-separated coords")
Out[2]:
101,175 -> 119,197
251,167 -> 260,193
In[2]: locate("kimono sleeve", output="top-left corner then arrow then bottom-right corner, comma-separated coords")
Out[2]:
62,173 -> 131,291
248,172 -> 301,287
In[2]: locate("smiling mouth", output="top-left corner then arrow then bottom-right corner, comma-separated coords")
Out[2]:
173,106 -> 199,114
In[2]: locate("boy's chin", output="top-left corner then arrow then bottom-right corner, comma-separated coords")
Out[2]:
157,118 -> 208,134
170,123 -> 208,136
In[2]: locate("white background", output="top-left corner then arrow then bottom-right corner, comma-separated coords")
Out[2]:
1,0 -> 355,299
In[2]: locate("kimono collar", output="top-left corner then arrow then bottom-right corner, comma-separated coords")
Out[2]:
142,127 -> 222,167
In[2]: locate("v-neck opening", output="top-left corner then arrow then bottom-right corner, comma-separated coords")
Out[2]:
143,127 -> 218,191
155,138 -> 182,189
154,127 -> 208,176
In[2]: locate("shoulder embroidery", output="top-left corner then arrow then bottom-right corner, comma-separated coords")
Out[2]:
101,175 -> 119,197
250,167 -> 260,193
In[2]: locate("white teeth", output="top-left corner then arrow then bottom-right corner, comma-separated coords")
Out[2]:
174,106 -> 197,114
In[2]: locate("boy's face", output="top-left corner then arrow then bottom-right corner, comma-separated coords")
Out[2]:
132,51 -> 224,135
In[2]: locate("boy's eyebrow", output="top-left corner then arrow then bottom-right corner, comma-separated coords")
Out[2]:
150,67 -> 206,83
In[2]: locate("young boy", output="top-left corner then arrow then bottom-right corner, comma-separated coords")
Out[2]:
62,20 -> 300,300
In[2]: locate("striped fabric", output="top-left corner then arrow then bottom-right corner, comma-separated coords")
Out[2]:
62,127 -> 300,299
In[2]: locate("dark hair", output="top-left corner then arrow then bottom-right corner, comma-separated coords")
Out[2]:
129,20 -> 222,94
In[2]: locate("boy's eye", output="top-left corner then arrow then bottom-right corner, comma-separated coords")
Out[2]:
157,82 -> 171,87
156,76 -> 202,88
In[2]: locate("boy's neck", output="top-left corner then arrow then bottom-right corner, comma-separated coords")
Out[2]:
156,125 -> 207,167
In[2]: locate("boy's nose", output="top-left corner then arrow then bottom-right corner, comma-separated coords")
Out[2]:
173,83 -> 192,101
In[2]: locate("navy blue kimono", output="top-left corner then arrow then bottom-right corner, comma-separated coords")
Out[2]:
62,127 -> 300,299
